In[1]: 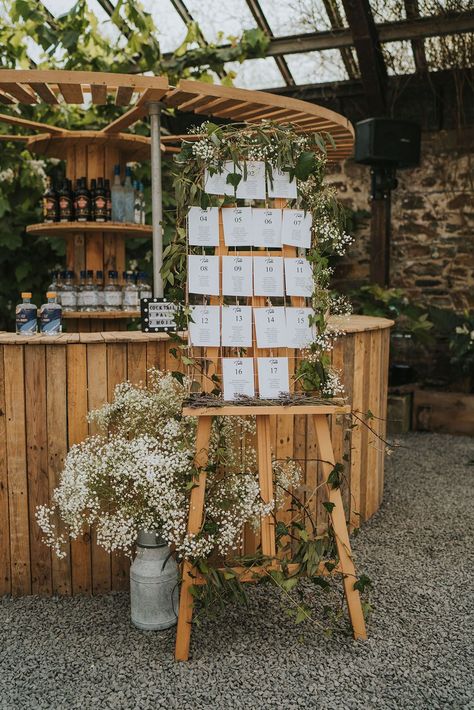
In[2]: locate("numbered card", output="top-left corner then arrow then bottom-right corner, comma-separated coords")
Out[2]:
252,208 -> 282,247
187,207 -> 219,246
235,161 -> 266,200
254,307 -> 286,348
222,358 -> 255,400
222,256 -> 253,297
204,161 -> 235,196
257,357 -> 290,399
284,257 -> 313,297
267,167 -> 298,199
222,207 -> 253,247
188,255 -> 220,295
188,305 -> 220,347
281,210 -> 312,249
253,256 -> 284,297
285,307 -> 315,348
221,306 -> 253,347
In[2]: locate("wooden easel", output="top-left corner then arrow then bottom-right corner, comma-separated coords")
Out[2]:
175,402 -> 367,661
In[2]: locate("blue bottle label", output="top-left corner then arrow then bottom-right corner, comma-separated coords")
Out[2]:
40,307 -> 62,334
16,307 -> 37,334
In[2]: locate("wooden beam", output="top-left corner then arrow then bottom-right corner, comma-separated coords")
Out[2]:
0,112 -> 66,134
404,0 -> 428,73
340,0 -> 387,114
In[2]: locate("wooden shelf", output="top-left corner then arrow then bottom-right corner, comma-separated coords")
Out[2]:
62,310 -> 140,319
26,222 -> 152,238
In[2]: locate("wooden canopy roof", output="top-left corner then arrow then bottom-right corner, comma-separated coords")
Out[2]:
0,69 -> 354,160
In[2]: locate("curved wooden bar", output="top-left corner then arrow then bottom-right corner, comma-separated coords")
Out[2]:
0,315 -> 392,597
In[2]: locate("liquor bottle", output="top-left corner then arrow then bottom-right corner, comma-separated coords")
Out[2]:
75,178 -> 91,222
94,177 -> 107,222
137,271 -> 152,301
58,179 -> 74,222
104,270 -> 122,311
138,182 -> 146,224
47,270 -> 59,293
59,270 -> 77,312
16,292 -> 38,336
133,181 -> 141,224
42,177 -> 58,223
82,270 -> 99,312
90,178 -> 97,221
76,270 -> 87,311
123,165 -> 134,223
111,164 -> 124,222
105,179 -> 112,221
39,292 -> 62,334
122,271 -> 140,312
95,270 -> 104,309
67,179 -> 75,220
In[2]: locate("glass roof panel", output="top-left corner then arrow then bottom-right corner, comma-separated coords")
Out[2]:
184,0 -> 257,43
284,50 -> 349,84
383,41 -> 417,75
368,0 -> 405,23
257,0 -> 337,35
226,57 -> 287,89
425,32 -> 474,71
140,0 -> 189,54
41,0 -> 77,16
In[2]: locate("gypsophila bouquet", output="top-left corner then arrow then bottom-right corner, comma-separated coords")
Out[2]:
37,369 -> 302,560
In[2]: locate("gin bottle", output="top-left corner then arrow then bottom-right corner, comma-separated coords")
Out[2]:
104,270 -> 122,311
123,165 -> 135,223
111,164 -> 124,222
82,270 -> 99,312
16,292 -> 38,336
76,270 -> 87,311
40,292 -> 62,334
122,271 -> 140,312
137,271 -> 152,301
60,270 -> 77,312
95,270 -> 104,310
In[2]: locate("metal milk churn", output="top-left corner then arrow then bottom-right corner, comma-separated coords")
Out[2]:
130,530 -> 179,630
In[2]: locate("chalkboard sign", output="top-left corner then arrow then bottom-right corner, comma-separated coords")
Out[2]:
140,298 -> 178,333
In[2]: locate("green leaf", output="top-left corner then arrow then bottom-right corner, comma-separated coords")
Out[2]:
226,172 -> 242,190
323,502 -> 335,513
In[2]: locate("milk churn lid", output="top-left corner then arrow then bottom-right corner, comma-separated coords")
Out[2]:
136,529 -> 166,548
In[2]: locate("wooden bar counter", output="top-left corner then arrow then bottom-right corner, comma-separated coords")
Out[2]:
0,315 -> 392,597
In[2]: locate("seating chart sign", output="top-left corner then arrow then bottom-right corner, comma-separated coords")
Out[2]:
188,305 -> 220,347
281,210 -> 312,249
267,168 -> 297,199
235,161 -> 266,200
222,256 -> 253,297
254,307 -> 286,348
284,257 -> 313,297
222,207 -> 252,247
187,207 -> 219,246
188,255 -> 220,295
257,358 -> 290,399
222,358 -> 255,400
221,306 -> 252,347
286,307 -> 315,348
253,256 -> 284,297
204,161 -> 235,196
252,208 -> 282,248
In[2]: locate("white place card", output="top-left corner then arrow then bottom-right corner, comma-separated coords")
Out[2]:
267,167 -> 298,199
188,255 -> 220,295
284,257 -> 313,297
253,256 -> 284,297
222,358 -> 255,400
204,161 -> 235,196
236,161 -> 266,200
281,210 -> 312,249
257,357 -> 290,399
286,308 -> 315,348
252,208 -> 282,248
254,307 -> 287,349
222,207 -> 253,247
222,256 -> 253,297
187,207 -> 219,247
188,306 -> 220,347
221,306 -> 253,347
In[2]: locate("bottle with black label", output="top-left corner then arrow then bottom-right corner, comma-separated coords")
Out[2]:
16,292 -> 38,335
58,179 -> 74,222
94,177 -> 108,222
75,178 -> 91,222
105,179 -> 112,221
42,177 -> 58,223
40,292 -> 62,334
90,178 -> 97,221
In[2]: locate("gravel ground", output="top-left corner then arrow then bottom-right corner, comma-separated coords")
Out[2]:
1,432 -> 473,710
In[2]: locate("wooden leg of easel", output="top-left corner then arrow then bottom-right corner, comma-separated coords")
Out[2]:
256,415 -> 276,559
175,415 -> 213,661
312,414 -> 367,640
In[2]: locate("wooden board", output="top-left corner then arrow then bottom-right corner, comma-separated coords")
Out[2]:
25,222 -> 152,238
412,389 -> 474,436
0,346 -> 11,594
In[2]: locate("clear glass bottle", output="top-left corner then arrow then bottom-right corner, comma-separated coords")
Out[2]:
138,182 -> 146,224
82,270 -> 99,312
16,292 -> 37,336
122,271 -> 140,312
103,270 -> 122,311
40,292 -> 62,334
137,271 -> 152,301
48,270 -> 59,293
111,164 -> 124,222
76,270 -> 87,311
60,270 -> 77,312
123,165 -> 135,223
95,270 -> 104,310
133,180 -> 141,224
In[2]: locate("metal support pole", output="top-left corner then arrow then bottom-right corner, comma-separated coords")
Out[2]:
149,101 -> 164,298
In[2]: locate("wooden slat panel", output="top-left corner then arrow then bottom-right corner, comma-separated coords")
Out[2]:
330,337 -> 348,517
127,342 -> 147,385
146,341 -> 161,382
25,346 -> 52,595
0,92 -> 14,104
366,330 -> 382,519
91,83 -> 107,105
0,346 -> 11,595
358,333 -> 371,521
115,86 -> 134,106
0,82 -> 36,103
107,343 -> 130,591
29,82 -> 59,104
102,87 -> 168,133
85,143 -> 105,275
46,345 -> 72,595
87,343 -> 111,594
67,345 -> 92,594
4,346 -> 30,595
58,83 -> 84,103
378,328 -> 390,507
349,333 -> 365,530
164,89 -> 196,108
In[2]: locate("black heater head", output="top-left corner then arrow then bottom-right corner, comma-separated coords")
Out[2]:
355,118 -> 421,168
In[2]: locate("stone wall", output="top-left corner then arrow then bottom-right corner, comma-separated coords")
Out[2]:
327,128 -> 474,312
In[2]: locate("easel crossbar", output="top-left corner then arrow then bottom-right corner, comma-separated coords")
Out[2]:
182,404 -> 351,417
